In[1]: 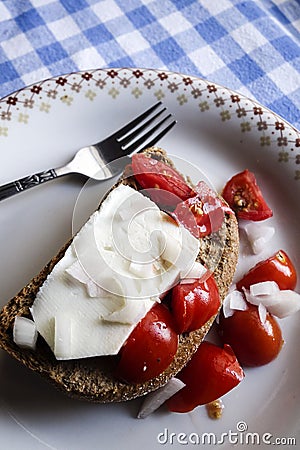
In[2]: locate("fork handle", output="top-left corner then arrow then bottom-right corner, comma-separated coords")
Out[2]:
0,169 -> 58,201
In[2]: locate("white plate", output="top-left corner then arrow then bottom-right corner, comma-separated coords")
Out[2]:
0,68 -> 299,450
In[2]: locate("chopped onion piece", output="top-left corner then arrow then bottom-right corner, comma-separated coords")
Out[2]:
251,236 -> 273,255
267,290 -> 300,318
243,288 -> 259,306
250,281 -> 280,297
129,261 -> 154,278
13,316 -> 38,350
180,278 -> 197,285
243,288 -> 278,307
161,234 -> 182,265
223,292 -> 234,318
258,302 -> 267,324
223,290 -> 248,318
137,378 -> 185,419
243,223 -> 275,255
223,294 -> 233,318
230,290 -> 248,311
180,261 -> 207,280
66,260 -> 89,284
101,300 -> 152,325
245,285 -> 300,319
66,260 -> 105,297
86,279 -> 106,298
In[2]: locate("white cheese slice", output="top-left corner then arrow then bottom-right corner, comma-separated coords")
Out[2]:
54,313 -> 73,359
31,185 -> 199,360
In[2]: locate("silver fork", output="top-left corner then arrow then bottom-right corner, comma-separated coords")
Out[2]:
0,102 -> 176,201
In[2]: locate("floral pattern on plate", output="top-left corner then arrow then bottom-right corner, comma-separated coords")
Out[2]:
0,68 -> 299,180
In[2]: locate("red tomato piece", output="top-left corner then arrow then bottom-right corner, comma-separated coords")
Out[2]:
173,181 -> 228,238
166,341 -> 244,412
196,180 -> 233,215
115,303 -> 178,384
236,250 -> 297,291
131,154 -> 195,207
218,303 -> 283,367
171,275 -> 220,334
222,169 -> 273,221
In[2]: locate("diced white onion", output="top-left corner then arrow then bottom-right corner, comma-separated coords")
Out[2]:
161,235 -> 181,265
258,302 -> 267,324
180,278 -> 197,285
223,290 -> 248,318
245,282 -> 300,319
243,223 -> 275,255
101,300 -> 152,325
137,378 -> 185,419
267,290 -> 300,318
13,316 -> 38,350
129,261 -> 154,278
243,288 -> 258,305
180,261 -> 207,280
66,260 -> 105,297
243,287 -> 279,307
250,281 -> 280,297
251,235 -> 273,255
86,279 -> 106,298
66,260 -> 89,284
223,293 -> 234,318
230,290 -> 248,311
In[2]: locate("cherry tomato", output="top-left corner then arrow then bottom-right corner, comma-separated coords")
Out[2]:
236,250 -> 297,291
218,303 -> 283,367
115,303 -> 178,384
222,169 -> 273,221
166,341 -> 244,412
171,275 -> 220,334
131,153 -> 195,206
173,181 -> 228,238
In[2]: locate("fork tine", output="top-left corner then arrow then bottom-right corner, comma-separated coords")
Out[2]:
107,101 -> 163,140
123,116 -> 177,155
117,107 -> 167,147
138,120 -> 177,151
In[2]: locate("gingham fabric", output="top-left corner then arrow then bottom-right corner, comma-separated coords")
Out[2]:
0,0 -> 299,129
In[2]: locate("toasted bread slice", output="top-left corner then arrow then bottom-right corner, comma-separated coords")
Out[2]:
0,148 -> 239,403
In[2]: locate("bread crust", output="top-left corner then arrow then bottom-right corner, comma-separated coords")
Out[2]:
0,148 -> 239,403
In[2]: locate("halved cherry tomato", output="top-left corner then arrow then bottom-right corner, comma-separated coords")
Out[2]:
166,341 -> 244,412
131,153 -> 195,207
236,250 -> 297,291
222,169 -> 273,221
173,181 -> 229,238
171,275 -> 220,334
218,303 -> 283,367
115,303 -> 178,384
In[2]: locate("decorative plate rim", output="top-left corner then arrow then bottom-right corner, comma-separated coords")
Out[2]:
1,67 -> 299,180
0,67 -> 299,449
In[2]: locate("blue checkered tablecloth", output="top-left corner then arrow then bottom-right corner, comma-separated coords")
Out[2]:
0,0 -> 299,129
